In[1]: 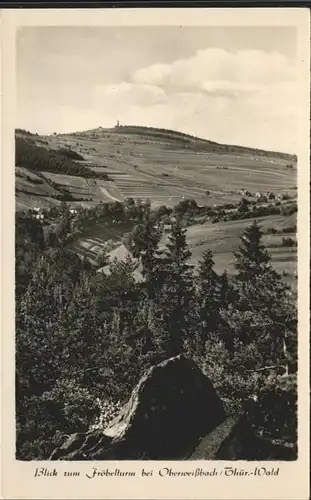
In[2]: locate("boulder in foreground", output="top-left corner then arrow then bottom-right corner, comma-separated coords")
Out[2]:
50,354 -> 226,460
50,354 -> 296,461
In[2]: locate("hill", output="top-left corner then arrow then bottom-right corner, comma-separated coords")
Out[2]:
15,126 -> 296,211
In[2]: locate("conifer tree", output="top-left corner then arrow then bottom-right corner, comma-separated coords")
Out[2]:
128,211 -> 163,299
196,249 -> 222,338
159,217 -> 194,356
219,270 -> 233,306
232,221 -> 297,370
234,220 -> 271,281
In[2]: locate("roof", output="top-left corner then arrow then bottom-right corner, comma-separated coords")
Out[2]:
96,244 -> 143,282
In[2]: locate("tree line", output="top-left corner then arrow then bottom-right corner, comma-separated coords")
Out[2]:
15,137 -> 111,180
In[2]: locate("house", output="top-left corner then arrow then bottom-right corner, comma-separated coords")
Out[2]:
96,244 -> 143,283
31,207 -> 45,220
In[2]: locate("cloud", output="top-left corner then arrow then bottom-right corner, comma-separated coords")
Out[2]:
94,82 -> 167,109
132,48 -> 295,94
18,45 -> 298,153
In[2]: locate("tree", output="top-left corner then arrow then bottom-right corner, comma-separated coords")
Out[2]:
234,221 -> 271,282
159,217 -> 194,356
196,250 -> 222,341
124,197 -> 137,220
128,211 -> 163,298
219,270 -> 235,307
231,221 -> 297,372
238,197 -> 250,215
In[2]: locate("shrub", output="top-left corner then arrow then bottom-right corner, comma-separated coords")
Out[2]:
58,147 -> 85,161
16,378 -> 101,460
281,225 -> 297,234
281,237 -> 297,247
245,373 -> 297,441
266,227 -> 278,234
90,399 -> 122,430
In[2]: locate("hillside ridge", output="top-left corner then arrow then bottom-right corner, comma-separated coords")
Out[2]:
16,126 -> 296,161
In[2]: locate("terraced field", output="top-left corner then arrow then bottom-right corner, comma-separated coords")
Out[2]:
68,221 -> 133,263
16,126 -> 295,210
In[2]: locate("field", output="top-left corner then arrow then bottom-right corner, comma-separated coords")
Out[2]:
15,126 -> 296,210
180,214 -> 297,285
68,221 -> 133,263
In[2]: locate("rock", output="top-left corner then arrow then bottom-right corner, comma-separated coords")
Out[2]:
189,415 -> 297,461
50,354 -> 226,460
49,431 -> 115,461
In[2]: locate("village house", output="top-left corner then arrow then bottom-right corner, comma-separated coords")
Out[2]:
31,207 -> 45,220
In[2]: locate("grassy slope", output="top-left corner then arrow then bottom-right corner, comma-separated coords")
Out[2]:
180,215 -> 297,283
15,126 -> 296,210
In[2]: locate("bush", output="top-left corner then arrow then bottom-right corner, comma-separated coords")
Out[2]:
58,148 -> 85,161
198,338 -> 297,442
16,378 -> 101,460
90,399 -> 122,430
281,203 -> 297,216
281,225 -> 297,234
281,237 -> 297,247
266,227 -> 278,234
245,373 -> 297,441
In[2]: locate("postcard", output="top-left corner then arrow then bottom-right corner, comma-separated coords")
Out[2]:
1,7 -> 310,500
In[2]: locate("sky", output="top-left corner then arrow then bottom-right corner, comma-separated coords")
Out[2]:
17,26 -> 298,153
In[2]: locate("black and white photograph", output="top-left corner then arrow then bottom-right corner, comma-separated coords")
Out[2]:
14,22 -> 302,465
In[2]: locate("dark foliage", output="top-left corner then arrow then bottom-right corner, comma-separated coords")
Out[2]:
57,148 -> 85,161
15,137 -> 111,180
15,207 -> 298,460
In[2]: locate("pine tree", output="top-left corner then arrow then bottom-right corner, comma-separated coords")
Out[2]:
196,250 -> 222,339
231,221 -> 297,371
234,220 -> 271,281
159,217 -> 194,356
219,270 -> 234,306
128,211 -> 163,299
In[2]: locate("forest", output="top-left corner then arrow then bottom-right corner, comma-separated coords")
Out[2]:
15,137 -> 111,180
15,199 -> 297,460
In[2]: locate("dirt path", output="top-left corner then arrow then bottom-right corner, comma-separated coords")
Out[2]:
99,186 -> 122,202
